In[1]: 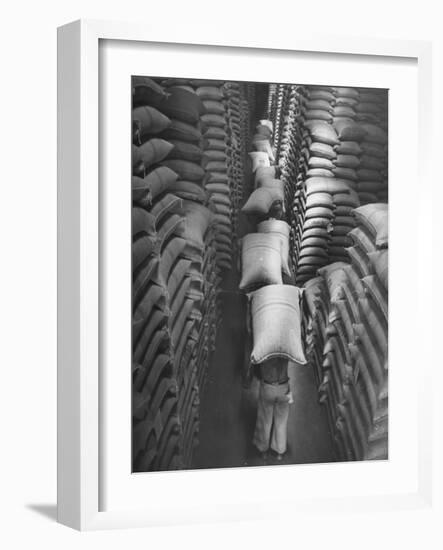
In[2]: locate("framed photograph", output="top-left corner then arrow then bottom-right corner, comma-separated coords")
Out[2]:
57,19 -> 433,530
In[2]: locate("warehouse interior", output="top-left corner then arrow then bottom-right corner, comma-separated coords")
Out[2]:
132,78 -> 388,472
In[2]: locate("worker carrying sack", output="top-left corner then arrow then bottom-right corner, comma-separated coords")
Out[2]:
239,233 -> 283,289
249,284 -> 307,365
249,151 -> 271,172
241,187 -> 284,216
255,166 -> 278,187
258,120 -> 274,133
252,138 -> 275,162
257,219 -> 291,276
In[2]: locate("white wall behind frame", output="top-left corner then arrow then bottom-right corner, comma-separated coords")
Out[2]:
101,38 -> 420,517
1,0 -> 441,547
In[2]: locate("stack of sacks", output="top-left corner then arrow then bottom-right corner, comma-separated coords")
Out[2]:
265,85 -> 303,276
276,87 -> 301,243
332,87 -> 388,205
300,203 -> 388,461
172,199 -> 221,465
292,117 -> 360,282
299,85 -> 336,128
132,77 -> 223,471
156,78 -> 253,273
354,90 -> 388,204
270,85 -> 286,151
222,82 -> 250,242
131,77 -> 185,472
243,83 -> 256,159
194,81 -> 234,271
267,83 -> 278,141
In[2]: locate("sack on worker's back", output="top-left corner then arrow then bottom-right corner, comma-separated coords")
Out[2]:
249,151 -> 271,172
255,166 -> 277,187
257,219 -> 291,276
252,139 -> 275,162
239,234 -> 283,289
249,284 -> 307,365
256,178 -> 285,197
241,187 -> 283,216
259,120 -> 274,133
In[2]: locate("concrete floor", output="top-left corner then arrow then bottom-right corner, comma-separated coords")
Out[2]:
193,268 -> 337,470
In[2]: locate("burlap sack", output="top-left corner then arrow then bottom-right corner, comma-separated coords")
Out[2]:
249,284 -> 307,364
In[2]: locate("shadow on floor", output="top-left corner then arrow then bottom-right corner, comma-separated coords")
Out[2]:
26,503 -> 57,522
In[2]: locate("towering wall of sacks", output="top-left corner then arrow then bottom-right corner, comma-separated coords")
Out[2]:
302,205 -> 388,460
266,85 -> 389,461
131,77 -> 253,471
267,85 -> 388,287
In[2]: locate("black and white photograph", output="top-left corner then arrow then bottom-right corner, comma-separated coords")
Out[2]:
131,77 -> 388,473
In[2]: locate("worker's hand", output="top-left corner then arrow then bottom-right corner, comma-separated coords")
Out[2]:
287,391 -> 294,404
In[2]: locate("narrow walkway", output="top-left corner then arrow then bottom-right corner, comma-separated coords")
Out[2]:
193,272 -> 337,470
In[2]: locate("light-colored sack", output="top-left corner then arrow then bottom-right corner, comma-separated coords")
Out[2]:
252,139 -> 275,162
249,151 -> 271,172
241,187 -> 283,216
257,219 -> 291,276
249,284 -> 307,365
258,120 -> 274,132
239,233 -> 283,289
256,178 -> 285,196
255,166 -> 277,186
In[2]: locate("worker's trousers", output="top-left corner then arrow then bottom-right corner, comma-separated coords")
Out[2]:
253,380 -> 290,454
